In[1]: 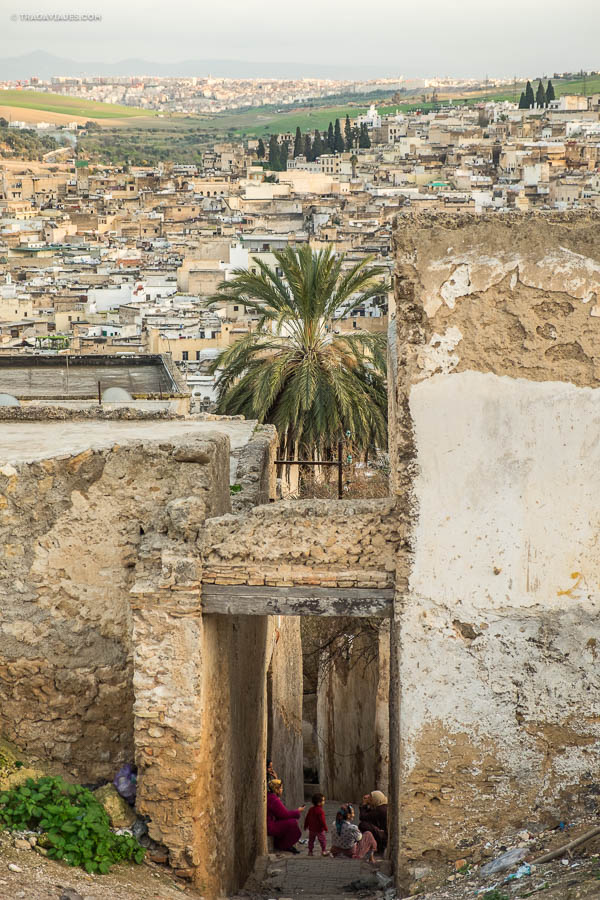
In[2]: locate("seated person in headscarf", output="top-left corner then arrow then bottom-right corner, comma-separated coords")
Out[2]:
267,758 -> 278,782
266,778 -> 304,854
358,790 -> 388,853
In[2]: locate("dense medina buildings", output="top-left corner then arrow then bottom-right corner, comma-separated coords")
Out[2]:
1,94 -> 600,405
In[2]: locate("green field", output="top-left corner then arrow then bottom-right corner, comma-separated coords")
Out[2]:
206,104 -> 374,136
0,90 -> 155,119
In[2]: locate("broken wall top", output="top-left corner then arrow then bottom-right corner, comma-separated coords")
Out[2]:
393,209 -> 600,388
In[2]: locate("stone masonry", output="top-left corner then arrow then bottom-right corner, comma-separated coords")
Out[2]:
201,498 -> 404,591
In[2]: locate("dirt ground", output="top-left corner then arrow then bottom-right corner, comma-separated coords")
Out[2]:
4,822 -> 600,900
0,829 -> 201,900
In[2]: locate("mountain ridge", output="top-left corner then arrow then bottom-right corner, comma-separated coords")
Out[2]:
0,50 -> 405,81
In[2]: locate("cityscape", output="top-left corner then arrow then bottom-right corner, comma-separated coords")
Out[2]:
1,6 -> 600,900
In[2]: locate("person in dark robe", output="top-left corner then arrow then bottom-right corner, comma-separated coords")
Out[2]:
267,778 -> 304,853
358,790 -> 388,853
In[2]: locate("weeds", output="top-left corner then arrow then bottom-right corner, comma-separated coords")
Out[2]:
0,776 -> 144,874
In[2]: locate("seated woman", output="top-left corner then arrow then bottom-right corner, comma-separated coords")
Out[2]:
330,803 -> 377,862
359,790 -> 388,854
267,779 -> 304,854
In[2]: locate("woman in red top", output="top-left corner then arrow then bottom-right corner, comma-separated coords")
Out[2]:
267,779 -> 304,853
303,792 -> 330,856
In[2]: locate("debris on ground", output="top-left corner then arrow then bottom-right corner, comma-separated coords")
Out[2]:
402,814 -> 600,900
480,847 -> 529,876
113,763 -> 137,805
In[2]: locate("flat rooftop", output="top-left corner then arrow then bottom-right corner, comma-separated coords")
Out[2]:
0,419 -> 256,466
0,355 -> 182,399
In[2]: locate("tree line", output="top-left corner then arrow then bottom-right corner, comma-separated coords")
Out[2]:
256,114 -> 371,171
0,121 -> 61,160
518,79 -> 556,109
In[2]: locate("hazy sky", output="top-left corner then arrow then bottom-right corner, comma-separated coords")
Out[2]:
2,0 -> 599,78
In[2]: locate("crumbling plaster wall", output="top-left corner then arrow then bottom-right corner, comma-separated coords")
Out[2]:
317,623 -> 390,800
267,617 -> 304,808
390,211 -> 600,867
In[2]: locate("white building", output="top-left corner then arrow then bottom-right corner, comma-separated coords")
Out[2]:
356,104 -> 381,130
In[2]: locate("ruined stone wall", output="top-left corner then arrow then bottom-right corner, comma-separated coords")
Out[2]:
0,437 -> 224,779
194,614 -> 270,896
230,423 -> 278,513
201,498 -> 404,592
125,429 -> 292,896
0,417 -> 303,899
390,211 -> 600,868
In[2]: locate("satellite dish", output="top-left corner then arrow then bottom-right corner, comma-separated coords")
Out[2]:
0,393 -> 20,407
101,387 -> 133,403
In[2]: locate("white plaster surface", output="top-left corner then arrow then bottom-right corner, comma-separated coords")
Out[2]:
0,419 -> 257,464
424,249 -> 600,316
417,326 -> 463,377
410,371 -> 600,611
401,371 -> 600,788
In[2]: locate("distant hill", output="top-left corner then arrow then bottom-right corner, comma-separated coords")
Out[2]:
0,51 -> 403,81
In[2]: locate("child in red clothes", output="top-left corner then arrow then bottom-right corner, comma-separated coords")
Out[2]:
304,793 -> 330,856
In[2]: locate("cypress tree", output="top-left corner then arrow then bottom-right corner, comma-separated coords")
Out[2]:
536,79 -> 546,108
333,118 -> 344,153
268,134 -> 280,170
327,121 -> 335,151
303,133 -> 313,161
525,80 -> 535,108
280,140 -> 290,171
358,123 -> 371,148
293,126 -> 302,158
257,138 -> 266,159
546,79 -> 556,103
313,129 -> 324,159
518,92 -> 527,109
344,113 -> 353,150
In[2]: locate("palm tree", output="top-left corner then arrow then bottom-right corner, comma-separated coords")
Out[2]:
207,245 -> 389,467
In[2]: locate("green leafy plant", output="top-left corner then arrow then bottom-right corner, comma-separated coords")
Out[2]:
0,776 -> 145,874
229,483 -> 242,494
482,891 -> 509,900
